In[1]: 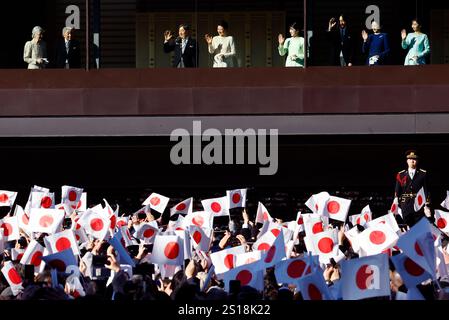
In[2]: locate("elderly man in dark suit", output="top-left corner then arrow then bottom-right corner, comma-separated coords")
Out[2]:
327,15 -> 355,66
163,24 -> 198,68
55,27 -> 81,69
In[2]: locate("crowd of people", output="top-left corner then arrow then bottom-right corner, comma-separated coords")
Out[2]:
24,15 -> 430,70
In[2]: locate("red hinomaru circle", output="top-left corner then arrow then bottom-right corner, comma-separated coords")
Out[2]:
117,220 -> 127,228
164,242 -> 180,259
223,254 -> 234,269
39,215 -> 54,228
68,191 -> 77,202
312,222 -> 324,234
356,217 -> 361,225
271,229 -> 281,237
22,213 -> 30,225
1,223 -> 13,237
193,231 -> 202,244
391,204 -> 397,212
308,284 -> 323,300
317,237 -> 334,254
404,257 -> 425,277
417,195 -> 423,206
258,242 -> 271,251
30,251 -> 43,267
369,230 -> 387,245
55,237 -> 72,252
437,218 -> 447,229
90,218 -> 104,232
40,196 -> 53,209
327,201 -> 340,214
143,228 -> 155,238
236,270 -> 252,286
415,242 -> 424,256
264,246 -> 276,263
7,268 -> 22,285
232,193 -> 241,204
16,254 -> 24,262
287,260 -> 307,278
263,212 -> 269,221
150,197 -> 161,206
192,215 -> 204,227
110,215 -> 117,229
211,202 -> 222,213
0,193 -> 9,203
364,213 -> 370,221
297,217 -> 304,225
176,203 -> 187,211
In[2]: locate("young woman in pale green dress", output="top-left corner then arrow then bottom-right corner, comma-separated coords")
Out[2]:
278,22 -> 305,68
401,20 -> 430,66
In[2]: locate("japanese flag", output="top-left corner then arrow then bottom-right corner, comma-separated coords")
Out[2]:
294,211 -> 305,233
357,223 -> 399,256
0,190 -> 18,207
391,253 -> 432,289
306,229 -> 340,264
257,220 -> 279,239
170,198 -> 193,217
305,191 -> 330,215
0,230 -> 4,255
441,191 -> 449,210
340,253 -> 390,300
297,270 -> 333,300
222,260 -> 264,292
367,212 -> 400,233
61,186 -> 83,215
235,251 -> 262,267
1,261 -> 23,296
344,226 -> 363,253
303,214 -> 328,237
20,240 -> 45,270
66,274 -> 86,299
11,248 -> 25,262
182,211 -> 214,230
0,215 -> 20,241
190,225 -> 212,252
414,187 -> 426,212
143,193 -> 170,214
210,245 -> 246,275
253,229 -> 277,251
390,197 -> 399,216
174,229 -> 192,261
226,189 -> 247,209
77,208 -> 110,240
255,202 -> 272,224
150,235 -> 184,266
31,191 -> 56,209
274,256 -> 313,284
201,196 -> 229,217
15,205 -> 31,234
44,229 -> 80,255
28,208 -> 64,234
435,210 -> 449,235
351,205 -> 372,227
167,215 -> 185,232
41,248 -> 78,273
323,196 -> 351,222
260,231 -> 286,268
103,199 -> 119,233
396,217 -> 436,278
119,226 -> 136,247
108,231 -> 136,267
134,223 -> 158,244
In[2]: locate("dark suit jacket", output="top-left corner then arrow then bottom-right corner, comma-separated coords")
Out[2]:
326,27 -> 354,66
55,39 -> 81,69
163,37 -> 198,68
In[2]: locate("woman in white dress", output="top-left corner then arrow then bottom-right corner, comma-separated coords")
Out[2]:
278,22 -> 305,67
205,21 -> 236,68
23,26 -> 49,69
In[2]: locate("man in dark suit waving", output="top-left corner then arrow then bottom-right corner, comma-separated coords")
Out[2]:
327,15 -> 355,66
55,27 -> 81,69
394,150 -> 431,227
163,24 -> 198,68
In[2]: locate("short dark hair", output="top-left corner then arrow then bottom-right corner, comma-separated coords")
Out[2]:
179,24 -> 191,31
290,22 -> 300,31
218,20 -> 229,30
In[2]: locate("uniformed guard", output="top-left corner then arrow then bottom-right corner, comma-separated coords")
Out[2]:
394,150 -> 431,227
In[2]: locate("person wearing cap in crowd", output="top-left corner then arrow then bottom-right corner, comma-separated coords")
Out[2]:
394,150 -> 431,227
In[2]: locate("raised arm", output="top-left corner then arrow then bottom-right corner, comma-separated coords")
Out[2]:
278,34 -> 288,56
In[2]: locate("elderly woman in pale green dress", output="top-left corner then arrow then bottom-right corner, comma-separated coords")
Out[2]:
278,22 -> 304,67
23,26 -> 48,69
401,20 -> 430,66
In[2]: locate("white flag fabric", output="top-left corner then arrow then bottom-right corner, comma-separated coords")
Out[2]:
274,256 -> 313,284
297,270 -> 333,300
41,248 -> 78,273
396,217 -> 436,277
168,215 -> 185,232
201,196 -> 230,217
340,253 -> 391,300
119,226 -> 135,247
143,193 -> 170,214
11,248 -> 25,262
182,211 -> 214,230
305,191 -> 330,215
210,245 -> 246,275
77,208 -> 110,240
28,208 -> 64,234
61,186 -> 83,215
20,240 -> 45,270
0,216 -> 20,241
306,229 -> 340,264
134,223 -> 158,244
367,212 -> 400,233
323,195 -> 351,222
170,198 -> 193,217
150,235 -> 184,266
390,197 -> 399,216
44,229 -> 80,255
189,225 -> 212,252
1,261 -> 23,296
260,231 -> 286,268
357,223 -> 399,256
116,216 -> 129,228
434,210 -> 449,235
255,202 -> 272,224
222,260 -> 264,292
303,214 -> 328,237
226,189 -> 247,209
253,229 -> 277,251
391,253 -> 432,289
351,205 -> 372,227
344,226 -> 363,254
31,191 -> 56,209
15,205 -> 31,234
0,190 -> 18,207
235,251 -> 262,267
441,191 -> 449,210
414,187 -> 426,212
